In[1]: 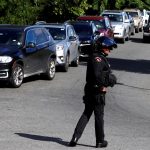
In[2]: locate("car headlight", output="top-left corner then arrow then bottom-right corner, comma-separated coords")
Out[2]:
83,40 -> 91,44
56,44 -> 64,56
0,56 -> 13,63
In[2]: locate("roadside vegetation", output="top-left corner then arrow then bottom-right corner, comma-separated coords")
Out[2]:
0,0 -> 150,25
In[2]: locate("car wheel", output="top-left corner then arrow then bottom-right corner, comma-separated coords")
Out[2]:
121,36 -> 125,43
139,27 -> 143,32
9,64 -> 24,88
62,54 -> 69,72
125,33 -> 129,41
71,56 -> 79,67
143,36 -> 147,43
45,58 -> 56,80
131,28 -> 135,35
135,27 -> 139,33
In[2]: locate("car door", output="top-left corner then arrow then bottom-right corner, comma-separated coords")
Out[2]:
23,28 -> 38,76
24,28 -> 50,76
34,28 -> 52,72
124,13 -> 130,37
67,26 -> 78,62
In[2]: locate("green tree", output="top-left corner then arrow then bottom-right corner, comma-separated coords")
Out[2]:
0,0 -> 39,25
0,0 -> 150,24
37,0 -> 91,22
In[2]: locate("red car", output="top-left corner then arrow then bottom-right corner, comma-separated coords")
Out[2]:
77,16 -> 114,39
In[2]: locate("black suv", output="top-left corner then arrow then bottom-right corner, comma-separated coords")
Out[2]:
143,16 -> 150,42
69,21 -> 99,56
0,25 -> 56,87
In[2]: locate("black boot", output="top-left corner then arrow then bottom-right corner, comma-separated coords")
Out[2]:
96,140 -> 108,148
68,136 -> 79,147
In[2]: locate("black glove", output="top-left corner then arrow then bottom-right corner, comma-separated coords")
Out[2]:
108,73 -> 117,87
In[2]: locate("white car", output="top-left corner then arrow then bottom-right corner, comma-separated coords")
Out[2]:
141,9 -> 149,27
101,10 -> 130,43
124,8 -> 143,33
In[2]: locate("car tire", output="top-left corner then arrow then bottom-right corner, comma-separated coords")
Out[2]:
44,58 -> 56,80
143,36 -> 147,43
62,54 -> 69,72
125,33 -> 129,41
139,27 -> 143,32
131,28 -> 135,35
71,56 -> 79,67
135,27 -> 139,33
9,64 -> 24,88
121,36 -> 125,43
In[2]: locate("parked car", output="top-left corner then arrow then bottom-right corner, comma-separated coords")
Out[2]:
77,15 -> 114,39
143,16 -> 150,42
141,9 -> 149,27
68,21 -> 100,56
124,8 -> 143,33
101,10 -> 130,43
36,23 -> 80,72
147,10 -> 150,16
126,13 -> 135,35
0,25 -> 56,87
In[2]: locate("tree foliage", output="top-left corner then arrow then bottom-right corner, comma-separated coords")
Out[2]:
0,0 -> 150,25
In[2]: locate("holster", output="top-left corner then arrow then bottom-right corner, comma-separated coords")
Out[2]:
95,93 -> 105,105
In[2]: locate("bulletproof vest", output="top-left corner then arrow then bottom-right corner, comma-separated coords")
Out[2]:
86,52 -> 111,86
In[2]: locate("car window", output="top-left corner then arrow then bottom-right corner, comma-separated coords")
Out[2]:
124,13 -> 128,20
47,27 -> 66,40
103,14 -> 123,22
73,24 -> 93,36
34,28 -> 48,45
105,18 -> 111,28
67,26 -> 75,37
0,29 -> 23,46
26,29 -> 36,45
127,12 -> 138,17
92,20 -> 105,29
42,28 -> 54,45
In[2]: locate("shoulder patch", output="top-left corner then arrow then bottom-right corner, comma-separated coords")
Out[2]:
95,57 -> 102,62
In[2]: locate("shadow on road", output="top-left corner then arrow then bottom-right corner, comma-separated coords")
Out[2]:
109,58 -> 150,74
15,133 -> 68,146
79,57 -> 150,74
130,37 -> 143,43
15,133 -> 96,148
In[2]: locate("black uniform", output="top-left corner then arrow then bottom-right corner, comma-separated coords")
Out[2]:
70,51 -> 117,145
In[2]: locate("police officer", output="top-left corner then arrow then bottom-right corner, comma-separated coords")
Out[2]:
69,36 -> 117,148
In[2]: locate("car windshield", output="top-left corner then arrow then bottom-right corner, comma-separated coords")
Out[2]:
0,29 -> 23,46
47,27 -> 66,40
72,24 -> 93,36
103,14 -> 123,22
126,12 -> 138,17
92,20 -> 105,30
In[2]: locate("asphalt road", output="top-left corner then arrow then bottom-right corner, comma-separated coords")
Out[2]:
0,32 -> 150,150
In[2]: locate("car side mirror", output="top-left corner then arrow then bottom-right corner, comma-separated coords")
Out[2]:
69,36 -> 76,41
26,42 -> 37,53
26,42 -> 36,48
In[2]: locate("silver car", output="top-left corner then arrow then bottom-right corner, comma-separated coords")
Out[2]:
102,10 -> 131,43
37,23 -> 80,72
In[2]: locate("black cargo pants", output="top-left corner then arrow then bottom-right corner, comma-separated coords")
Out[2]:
72,93 -> 105,143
